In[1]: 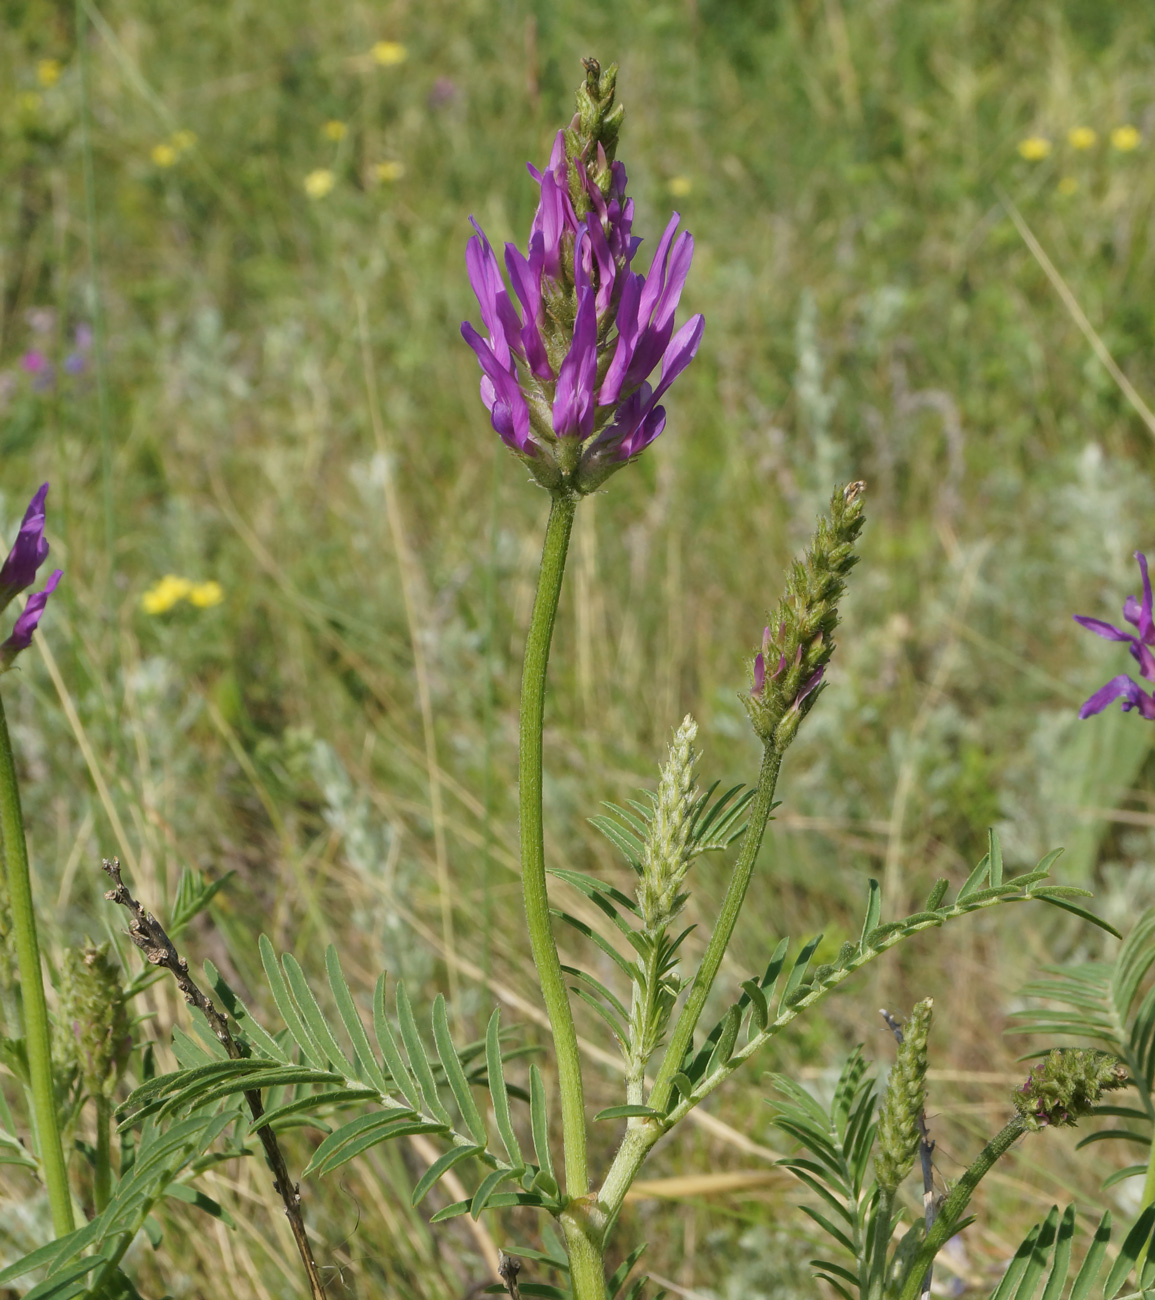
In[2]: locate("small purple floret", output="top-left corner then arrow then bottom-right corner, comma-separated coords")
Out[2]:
0,484 -> 50,608
461,127 -> 704,492
2,570 -> 62,667
1074,551 -> 1155,720
0,485 -> 61,670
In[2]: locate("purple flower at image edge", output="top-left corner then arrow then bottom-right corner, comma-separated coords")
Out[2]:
1,570 -> 63,667
460,127 -> 704,491
0,484 -> 62,670
1074,550 -> 1155,719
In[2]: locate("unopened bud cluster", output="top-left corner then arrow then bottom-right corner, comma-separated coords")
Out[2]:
874,998 -> 932,1193
743,481 -> 866,752
637,715 -> 699,931
1013,1048 -> 1126,1132
59,944 -> 131,1099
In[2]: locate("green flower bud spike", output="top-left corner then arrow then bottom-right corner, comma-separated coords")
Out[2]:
875,998 -> 933,1194
637,715 -> 699,932
744,481 -> 866,754
60,944 -> 130,1100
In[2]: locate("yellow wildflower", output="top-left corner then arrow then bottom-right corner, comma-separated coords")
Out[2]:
1017,136 -> 1052,161
667,175 -> 693,197
1111,125 -> 1141,152
17,92 -> 42,115
37,59 -> 61,88
323,120 -> 347,141
304,169 -> 336,198
372,41 -> 407,66
171,129 -> 197,153
141,575 -> 192,615
188,580 -> 224,608
1068,126 -> 1096,150
1058,176 -> 1078,196
375,160 -> 405,182
151,143 -> 177,168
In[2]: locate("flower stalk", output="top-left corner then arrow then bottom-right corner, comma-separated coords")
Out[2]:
0,692 -> 74,1235
519,489 -> 588,1196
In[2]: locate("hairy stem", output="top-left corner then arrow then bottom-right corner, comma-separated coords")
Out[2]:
896,1117 -> 1028,1300
562,1199 -> 609,1300
648,745 -> 782,1115
519,490 -> 588,1195
0,693 -> 74,1236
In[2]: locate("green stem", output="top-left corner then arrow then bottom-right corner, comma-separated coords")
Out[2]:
520,490 -> 587,1196
94,1093 -> 111,1213
0,693 -> 74,1235
1143,1128 -> 1155,1208
896,1117 -> 1027,1300
647,745 -> 782,1116
562,1199 -> 609,1300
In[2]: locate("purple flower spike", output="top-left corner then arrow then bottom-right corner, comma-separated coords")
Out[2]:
0,484 -> 51,609
0,485 -> 62,671
460,64 -> 703,494
1075,551 -> 1155,722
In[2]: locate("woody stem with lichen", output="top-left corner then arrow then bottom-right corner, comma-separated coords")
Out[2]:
0,692 -> 74,1236
519,489 -> 589,1198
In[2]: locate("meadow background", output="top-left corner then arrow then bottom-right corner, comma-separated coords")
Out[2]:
3,0 -> 1155,1295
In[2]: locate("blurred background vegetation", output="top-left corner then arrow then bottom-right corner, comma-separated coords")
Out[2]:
3,0 -> 1155,1295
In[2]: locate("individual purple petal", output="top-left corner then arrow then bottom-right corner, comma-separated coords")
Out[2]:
21,350 -> 49,374
635,214 -> 681,329
461,323 -> 531,451
0,484 -> 50,607
796,665 -> 825,705
753,652 -> 766,696
1073,614 -> 1132,641
536,170 -> 571,284
466,219 -> 522,366
1,568 -> 62,667
1131,639 -> 1155,682
650,314 -> 705,405
1136,552 -> 1154,641
598,273 -> 643,405
552,288 -> 598,440
1079,674 -> 1155,720
505,237 -> 552,379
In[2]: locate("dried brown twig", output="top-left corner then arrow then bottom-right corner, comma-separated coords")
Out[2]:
102,857 -> 327,1300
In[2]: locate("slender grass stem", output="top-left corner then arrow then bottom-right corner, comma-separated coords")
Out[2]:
0,692 -> 74,1235
75,0 -> 116,580
519,490 -> 587,1196
647,745 -> 782,1116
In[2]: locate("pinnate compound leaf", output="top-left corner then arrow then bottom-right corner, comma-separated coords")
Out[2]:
486,1009 -> 522,1167
412,1143 -> 484,1206
282,952 -> 350,1071
396,981 -> 451,1125
325,946 -> 390,1094
374,974 -> 421,1111
609,1243 -> 648,1298
433,995 -> 488,1145
529,1065 -> 556,1187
